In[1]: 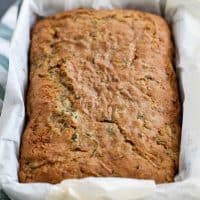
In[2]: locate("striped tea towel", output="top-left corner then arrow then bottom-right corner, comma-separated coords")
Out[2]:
0,0 -> 20,115
0,1 -> 21,199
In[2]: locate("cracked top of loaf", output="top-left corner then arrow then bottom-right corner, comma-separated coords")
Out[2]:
19,9 -> 181,184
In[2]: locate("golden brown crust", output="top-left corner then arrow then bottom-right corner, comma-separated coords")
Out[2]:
19,9 -> 181,184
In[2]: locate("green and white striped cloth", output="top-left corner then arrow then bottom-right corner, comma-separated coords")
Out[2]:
0,1 -> 21,199
0,1 -> 21,115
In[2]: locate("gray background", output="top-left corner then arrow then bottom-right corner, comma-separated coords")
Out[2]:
0,0 -> 15,18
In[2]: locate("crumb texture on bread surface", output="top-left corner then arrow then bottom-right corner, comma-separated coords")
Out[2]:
19,9 -> 181,184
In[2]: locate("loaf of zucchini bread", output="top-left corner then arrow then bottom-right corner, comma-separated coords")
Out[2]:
19,9 -> 181,184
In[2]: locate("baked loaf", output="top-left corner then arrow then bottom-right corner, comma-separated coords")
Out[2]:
19,9 -> 181,184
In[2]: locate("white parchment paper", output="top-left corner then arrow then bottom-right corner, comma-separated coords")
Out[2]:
0,0 -> 200,199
